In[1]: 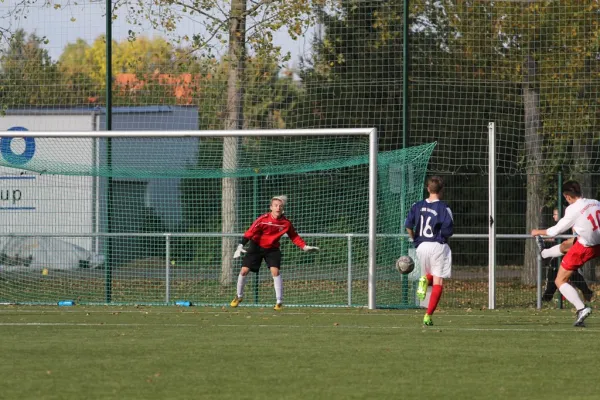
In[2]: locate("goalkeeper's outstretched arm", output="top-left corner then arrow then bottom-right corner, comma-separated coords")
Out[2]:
287,223 -> 320,252
302,245 -> 319,252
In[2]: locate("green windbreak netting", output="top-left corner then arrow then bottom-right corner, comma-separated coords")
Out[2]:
0,135 -> 434,307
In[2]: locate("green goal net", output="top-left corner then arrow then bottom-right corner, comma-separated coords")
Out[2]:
0,132 -> 434,307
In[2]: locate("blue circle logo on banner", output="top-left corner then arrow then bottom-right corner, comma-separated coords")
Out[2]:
2,127 -> 35,165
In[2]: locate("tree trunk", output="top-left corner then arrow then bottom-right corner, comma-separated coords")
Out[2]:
220,0 -> 247,286
572,137 -> 596,282
523,54 -> 543,285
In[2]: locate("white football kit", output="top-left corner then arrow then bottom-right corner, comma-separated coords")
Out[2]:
546,198 -> 600,246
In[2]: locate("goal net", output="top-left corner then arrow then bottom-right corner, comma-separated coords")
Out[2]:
0,130 -> 434,307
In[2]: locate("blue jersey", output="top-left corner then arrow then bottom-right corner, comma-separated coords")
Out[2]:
404,199 -> 454,247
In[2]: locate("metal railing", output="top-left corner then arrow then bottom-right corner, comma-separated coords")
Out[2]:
0,232 -> 574,308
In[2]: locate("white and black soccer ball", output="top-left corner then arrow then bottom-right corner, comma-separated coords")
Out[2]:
395,255 -> 415,274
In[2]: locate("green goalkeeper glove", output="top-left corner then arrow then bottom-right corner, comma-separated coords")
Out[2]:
303,245 -> 319,252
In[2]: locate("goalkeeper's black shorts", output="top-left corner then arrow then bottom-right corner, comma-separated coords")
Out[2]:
243,242 -> 282,272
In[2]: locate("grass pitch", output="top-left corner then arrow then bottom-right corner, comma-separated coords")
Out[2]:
1,305 -> 600,400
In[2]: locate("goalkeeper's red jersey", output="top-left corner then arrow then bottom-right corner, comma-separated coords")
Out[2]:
243,213 -> 306,250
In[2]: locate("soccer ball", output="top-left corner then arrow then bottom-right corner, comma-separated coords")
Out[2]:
396,255 -> 415,274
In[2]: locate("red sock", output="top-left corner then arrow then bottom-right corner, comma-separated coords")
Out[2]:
426,274 -> 433,286
426,285 -> 443,315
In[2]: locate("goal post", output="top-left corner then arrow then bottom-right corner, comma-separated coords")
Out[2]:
0,128 -> 435,308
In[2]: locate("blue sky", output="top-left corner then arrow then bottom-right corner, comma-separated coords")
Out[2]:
2,1 -> 313,68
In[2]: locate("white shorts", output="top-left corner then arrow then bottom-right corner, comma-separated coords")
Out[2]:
415,241 -> 452,279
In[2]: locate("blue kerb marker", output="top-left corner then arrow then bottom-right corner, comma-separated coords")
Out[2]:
57,300 -> 75,306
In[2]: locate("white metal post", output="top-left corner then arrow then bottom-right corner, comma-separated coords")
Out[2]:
368,128 -> 378,310
537,254 -> 542,309
347,234 -> 353,307
488,122 -> 496,310
165,233 -> 171,303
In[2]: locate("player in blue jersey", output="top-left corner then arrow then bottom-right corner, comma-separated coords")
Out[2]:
405,176 -> 454,326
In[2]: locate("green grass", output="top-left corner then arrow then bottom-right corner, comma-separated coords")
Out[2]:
1,305 -> 600,400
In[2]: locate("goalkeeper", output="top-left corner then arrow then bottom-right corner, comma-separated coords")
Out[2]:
230,195 -> 319,310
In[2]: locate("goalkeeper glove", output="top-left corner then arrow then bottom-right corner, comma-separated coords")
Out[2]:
303,245 -> 320,252
233,243 -> 247,259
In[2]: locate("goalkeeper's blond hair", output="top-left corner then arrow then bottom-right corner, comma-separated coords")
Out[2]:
271,195 -> 288,206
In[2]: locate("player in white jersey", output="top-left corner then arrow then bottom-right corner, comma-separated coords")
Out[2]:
536,208 -> 593,302
532,181 -> 600,327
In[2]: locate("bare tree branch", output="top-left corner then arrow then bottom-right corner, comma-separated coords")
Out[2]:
169,0 -> 223,24
243,0 -> 277,19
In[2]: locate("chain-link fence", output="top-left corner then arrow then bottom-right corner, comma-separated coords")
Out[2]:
1,1 -> 599,307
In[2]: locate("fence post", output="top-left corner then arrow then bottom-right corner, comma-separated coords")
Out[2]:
537,252 -> 542,309
557,171 -> 563,309
347,234 -> 353,306
488,122 -> 496,309
165,233 -> 171,304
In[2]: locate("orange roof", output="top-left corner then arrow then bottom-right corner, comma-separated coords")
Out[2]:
114,73 -> 200,104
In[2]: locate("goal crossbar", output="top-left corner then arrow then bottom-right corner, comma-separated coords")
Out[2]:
0,128 -> 376,138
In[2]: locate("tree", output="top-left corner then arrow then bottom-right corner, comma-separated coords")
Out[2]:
298,0 -> 600,284
295,1 -> 404,148
59,35 -> 211,105
301,0 -> 600,283
115,36 -> 173,73
59,38 -> 91,73
112,0 -> 313,284
0,29 -> 60,110
445,1 -> 600,283
1,0 -> 316,285
58,38 -> 98,103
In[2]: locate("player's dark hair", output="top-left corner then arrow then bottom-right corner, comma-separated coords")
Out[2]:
562,180 -> 582,198
427,176 -> 444,194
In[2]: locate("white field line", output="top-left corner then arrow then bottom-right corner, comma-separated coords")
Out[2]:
0,322 -> 594,332
0,309 -> 576,319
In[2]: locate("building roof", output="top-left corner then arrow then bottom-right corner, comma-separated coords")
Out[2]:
4,106 -> 197,116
